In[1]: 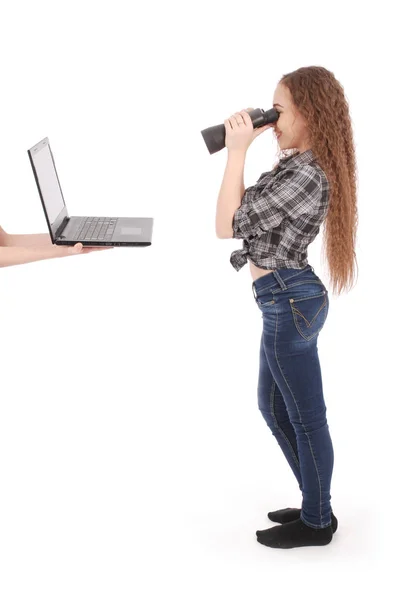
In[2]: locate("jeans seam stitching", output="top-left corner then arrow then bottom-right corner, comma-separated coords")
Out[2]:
270,379 -> 300,471
289,291 -> 327,303
255,267 -> 313,295
300,515 -> 331,529
256,283 -> 325,303
290,299 -> 328,341
292,297 -> 327,327
273,304 -> 324,528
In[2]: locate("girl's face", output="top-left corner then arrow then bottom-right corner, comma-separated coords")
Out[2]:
272,83 -> 311,153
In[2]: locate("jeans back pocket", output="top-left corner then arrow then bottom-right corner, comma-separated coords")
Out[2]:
289,290 -> 328,341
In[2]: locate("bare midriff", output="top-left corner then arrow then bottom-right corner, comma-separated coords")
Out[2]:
248,258 -> 274,282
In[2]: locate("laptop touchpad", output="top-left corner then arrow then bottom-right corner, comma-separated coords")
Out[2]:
120,227 -> 142,235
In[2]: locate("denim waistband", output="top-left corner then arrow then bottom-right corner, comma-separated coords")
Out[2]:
251,265 -> 314,299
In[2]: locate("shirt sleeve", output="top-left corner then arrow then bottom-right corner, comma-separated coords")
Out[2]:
232,165 -> 323,239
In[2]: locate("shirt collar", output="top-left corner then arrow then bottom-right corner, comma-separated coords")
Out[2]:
277,148 -> 316,171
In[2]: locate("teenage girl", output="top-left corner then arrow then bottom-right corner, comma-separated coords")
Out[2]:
215,66 -> 357,549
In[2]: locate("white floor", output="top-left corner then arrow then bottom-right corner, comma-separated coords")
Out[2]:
0,370 -> 389,599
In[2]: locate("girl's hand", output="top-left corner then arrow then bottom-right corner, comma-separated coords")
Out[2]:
64,243 -> 115,255
224,108 -> 273,153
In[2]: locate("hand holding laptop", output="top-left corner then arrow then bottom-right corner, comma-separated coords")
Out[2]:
63,242 -> 115,255
0,233 -> 115,269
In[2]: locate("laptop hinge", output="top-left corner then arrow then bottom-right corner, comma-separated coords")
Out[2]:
54,216 -> 70,240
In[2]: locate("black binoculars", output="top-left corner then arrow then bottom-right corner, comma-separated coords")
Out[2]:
201,108 -> 279,154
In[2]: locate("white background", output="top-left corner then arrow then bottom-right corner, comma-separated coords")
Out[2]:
0,1 -> 399,598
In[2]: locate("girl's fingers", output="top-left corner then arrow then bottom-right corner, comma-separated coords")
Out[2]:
228,112 -> 245,127
84,247 -> 114,252
69,244 -> 114,253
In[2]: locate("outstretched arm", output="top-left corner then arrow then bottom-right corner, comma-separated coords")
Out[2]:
0,225 -> 112,268
5,231 -> 53,247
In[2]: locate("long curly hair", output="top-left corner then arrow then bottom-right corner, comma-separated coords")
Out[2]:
275,66 -> 358,295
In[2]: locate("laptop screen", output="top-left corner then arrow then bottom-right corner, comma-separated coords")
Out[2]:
28,138 -> 68,240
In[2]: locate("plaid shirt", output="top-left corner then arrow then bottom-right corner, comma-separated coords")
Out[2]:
230,149 -> 330,271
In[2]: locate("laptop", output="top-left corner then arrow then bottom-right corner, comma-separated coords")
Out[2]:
27,137 -> 153,247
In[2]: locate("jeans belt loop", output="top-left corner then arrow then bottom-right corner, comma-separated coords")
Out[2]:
272,270 -> 287,290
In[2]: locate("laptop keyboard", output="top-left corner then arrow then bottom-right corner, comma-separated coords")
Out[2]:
73,217 -> 118,241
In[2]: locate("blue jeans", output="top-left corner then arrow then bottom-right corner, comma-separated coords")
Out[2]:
252,264 -> 334,529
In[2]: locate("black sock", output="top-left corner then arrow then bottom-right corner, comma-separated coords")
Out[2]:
268,507 -> 338,533
256,518 -> 333,549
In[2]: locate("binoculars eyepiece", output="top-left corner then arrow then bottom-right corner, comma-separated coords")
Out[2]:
200,108 -> 279,154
